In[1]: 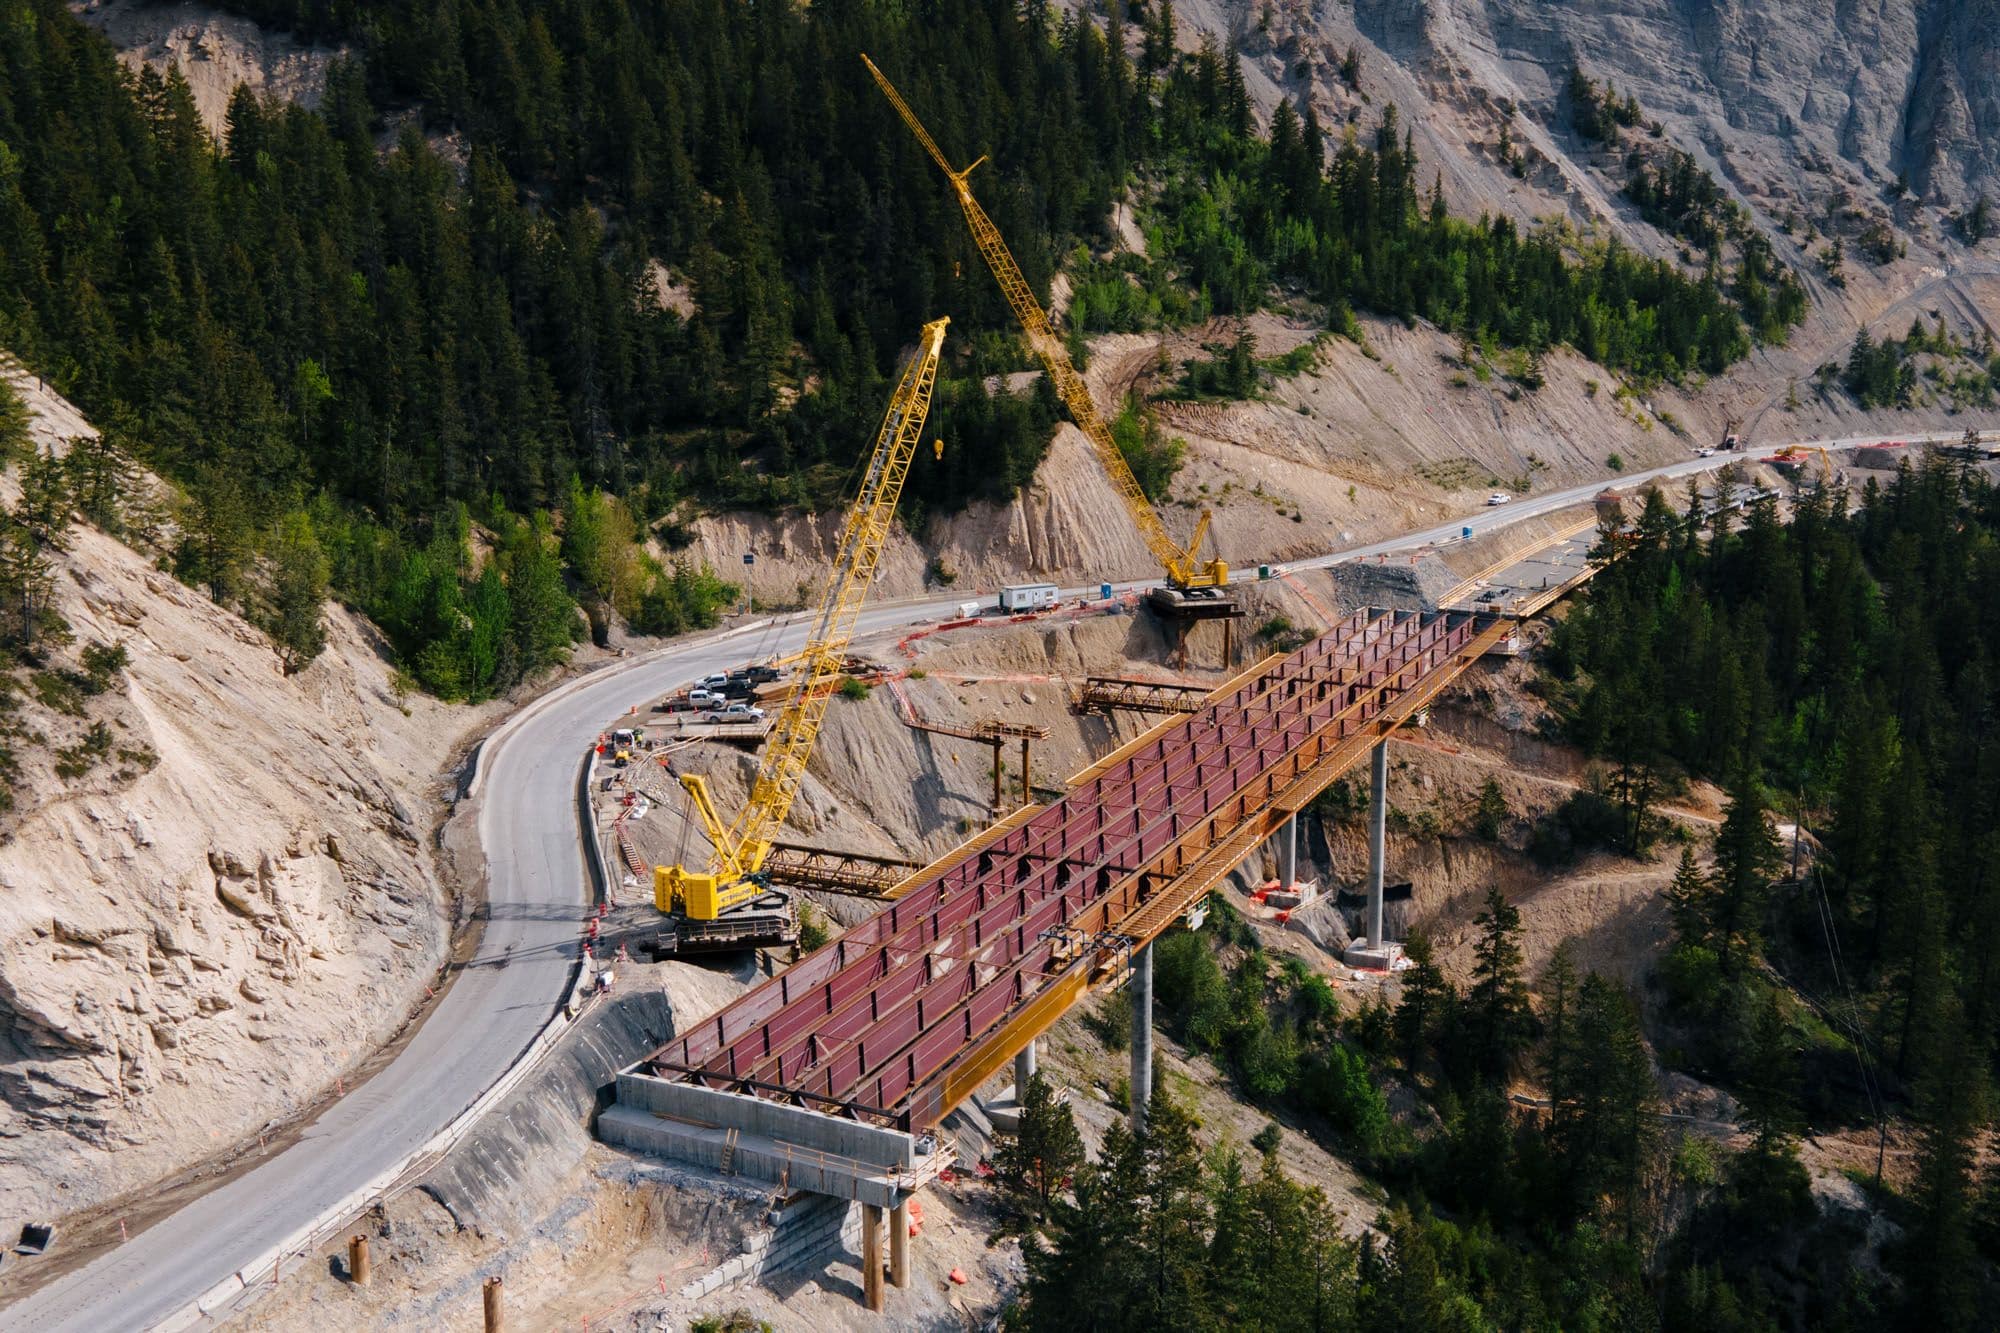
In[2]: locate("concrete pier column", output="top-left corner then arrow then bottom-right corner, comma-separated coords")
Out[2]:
1278,815 -> 1298,890
347,1234 -> 371,1286
1014,1038 -> 1037,1093
1367,739 -> 1388,948
1130,942 -> 1154,1136
889,1199 -> 910,1289
482,1276 -> 504,1333
862,1203 -> 885,1312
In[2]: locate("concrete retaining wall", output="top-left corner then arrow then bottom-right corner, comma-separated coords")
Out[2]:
613,1073 -> 915,1169
598,1107 -> 904,1208
677,1193 -> 860,1301
420,990 -> 674,1235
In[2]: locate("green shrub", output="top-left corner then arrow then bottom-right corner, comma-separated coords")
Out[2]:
797,903 -> 830,953
1302,1041 -> 1391,1156
79,642 -> 129,694
31,671 -> 85,716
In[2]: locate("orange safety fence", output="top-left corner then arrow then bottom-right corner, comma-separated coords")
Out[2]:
893,590 -> 1140,658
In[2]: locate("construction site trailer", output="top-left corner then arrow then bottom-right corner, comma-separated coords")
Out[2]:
999,583 -> 1059,612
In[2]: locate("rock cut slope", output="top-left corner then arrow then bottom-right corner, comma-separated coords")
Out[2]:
0,365 -> 480,1234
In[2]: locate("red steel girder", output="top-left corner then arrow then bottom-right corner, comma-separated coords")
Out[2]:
644,609 -> 1500,1127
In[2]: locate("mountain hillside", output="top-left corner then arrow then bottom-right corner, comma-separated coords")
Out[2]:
0,363 -> 481,1226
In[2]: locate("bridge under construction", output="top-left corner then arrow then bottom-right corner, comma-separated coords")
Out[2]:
600,605 -> 1513,1309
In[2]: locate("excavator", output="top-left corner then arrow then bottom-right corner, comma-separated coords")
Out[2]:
863,56 -> 1231,616
648,318 -> 950,954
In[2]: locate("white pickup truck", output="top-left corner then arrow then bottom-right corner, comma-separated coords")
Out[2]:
661,687 -> 723,713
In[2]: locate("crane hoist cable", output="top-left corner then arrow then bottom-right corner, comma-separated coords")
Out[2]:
862,54 -> 1227,594
654,317 -> 951,921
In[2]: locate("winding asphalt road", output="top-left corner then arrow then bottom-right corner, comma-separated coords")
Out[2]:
0,427 -> 1972,1331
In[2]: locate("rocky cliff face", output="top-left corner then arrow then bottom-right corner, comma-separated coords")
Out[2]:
1905,0 -> 2000,202
0,367 -> 484,1229
1238,0 -> 1995,218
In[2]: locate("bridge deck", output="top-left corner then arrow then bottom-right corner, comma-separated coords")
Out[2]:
639,607 -> 1510,1131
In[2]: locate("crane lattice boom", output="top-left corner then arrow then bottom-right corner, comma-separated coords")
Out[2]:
657,317 -> 949,919
862,55 -> 1226,593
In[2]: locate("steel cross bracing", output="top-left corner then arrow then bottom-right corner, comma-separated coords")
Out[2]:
1073,675 -> 1212,717
643,608 -> 1509,1130
761,843 -> 919,899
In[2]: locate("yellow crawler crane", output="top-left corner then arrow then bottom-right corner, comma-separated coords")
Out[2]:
654,317 -> 950,927
863,55 -> 1227,596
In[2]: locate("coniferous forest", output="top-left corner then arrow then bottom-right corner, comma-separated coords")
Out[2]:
996,460 -> 2000,1332
7,0 -> 2000,1326
3,0 -> 1789,693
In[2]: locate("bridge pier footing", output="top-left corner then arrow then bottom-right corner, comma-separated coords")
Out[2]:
1130,942 -> 1154,1135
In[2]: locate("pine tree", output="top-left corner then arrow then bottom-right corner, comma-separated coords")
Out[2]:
1665,845 -> 1712,948
1363,1208 -> 1464,1331
0,380 -> 29,461
1243,1153 -> 1358,1330
0,522 -> 55,649
67,429 -> 137,534
1467,888 -> 1531,1081
1133,1091 -> 1214,1330
178,467 -> 253,606
16,448 -> 73,550
1393,928 -> 1452,1076
1473,778 -> 1508,841
1225,330 -> 1258,396
1539,940 -> 1580,1110
996,1073 -> 1085,1228
263,511 -> 329,675
1901,997 -> 1988,1329
1553,973 -> 1656,1233
1023,1124 -> 1146,1331
1142,0 -> 1178,76
1221,36 -> 1251,138
1710,772 -> 1781,974
504,514 -> 574,675
1734,989 -> 1802,1154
